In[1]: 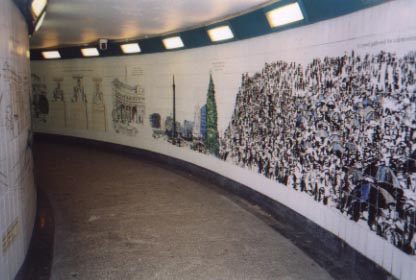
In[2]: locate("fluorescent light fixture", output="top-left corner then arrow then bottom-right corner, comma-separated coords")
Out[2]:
31,0 -> 47,17
81,48 -> 99,57
162,36 -> 184,50
121,43 -> 141,54
266,2 -> 304,28
207,25 -> 234,42
42,50 -> 61,59
34,11 -> 46,33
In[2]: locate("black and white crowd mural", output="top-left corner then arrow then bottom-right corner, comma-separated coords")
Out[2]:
219,50 -> 416,255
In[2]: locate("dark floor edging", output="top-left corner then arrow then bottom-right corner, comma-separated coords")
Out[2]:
15,188 -> 54,280
33,132 -> 393,280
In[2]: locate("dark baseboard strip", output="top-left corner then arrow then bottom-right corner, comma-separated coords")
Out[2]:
33,132 -> 393,280
15,188 -> 54,280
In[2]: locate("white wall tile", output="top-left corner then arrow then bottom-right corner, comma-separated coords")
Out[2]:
382,242 -> 394,273
0,1 -> 36,279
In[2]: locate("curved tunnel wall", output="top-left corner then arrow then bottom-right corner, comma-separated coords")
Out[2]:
31,0 -> 416,278
0,0 -> 37,279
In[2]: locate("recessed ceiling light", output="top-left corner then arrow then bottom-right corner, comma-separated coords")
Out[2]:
162,36 -> 184,50
121,43 -> 141,54
42,50 -> 61,59
207,25 -> 234,42
31,0 -> 47,17
34,11 -> 46,33
266,2 -> 304,28
81,48 -> 99,57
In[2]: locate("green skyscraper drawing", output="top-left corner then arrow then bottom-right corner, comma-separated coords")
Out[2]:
204,74 -> 219,157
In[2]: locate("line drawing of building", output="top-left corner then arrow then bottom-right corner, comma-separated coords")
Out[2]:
52,78 -> 64,102
193,104 -> 201,139
92,77 -> 104,106
50,77 -> 67,128
91,77 -> 107,132
31,73 -> 49,124
68,75 -> 88,129
72,75 -> 87,103
111,78 -> 145,136
182,120 -> 194,140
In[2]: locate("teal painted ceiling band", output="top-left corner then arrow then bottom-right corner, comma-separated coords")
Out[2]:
19,0 -> 391,60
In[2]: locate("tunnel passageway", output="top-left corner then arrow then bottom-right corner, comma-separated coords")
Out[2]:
33,140 -> 333,280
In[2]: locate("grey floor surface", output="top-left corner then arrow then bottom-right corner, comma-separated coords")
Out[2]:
33,141 -> 334,280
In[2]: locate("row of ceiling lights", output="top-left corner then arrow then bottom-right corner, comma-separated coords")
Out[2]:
40,2 -> 304,60
30,0 -> 48,33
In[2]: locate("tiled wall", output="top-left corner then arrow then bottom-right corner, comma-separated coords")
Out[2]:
31,0 -> 416,278
0,0 -> 37,279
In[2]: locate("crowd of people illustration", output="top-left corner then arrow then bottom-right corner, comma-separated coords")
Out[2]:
221,50 -> 416,254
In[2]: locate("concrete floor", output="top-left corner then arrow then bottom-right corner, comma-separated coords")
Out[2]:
33,141 -> 334,280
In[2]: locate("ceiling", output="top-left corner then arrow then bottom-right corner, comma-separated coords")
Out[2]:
30,0 -> 274,49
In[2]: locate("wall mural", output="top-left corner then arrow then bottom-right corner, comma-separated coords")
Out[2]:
218,50 -> 416,255
91,78 -> 107,131
31,49 -> 416,258
50,77 -> 66,128
2,61 -> 33,192
1,57 -> 34,280
152,74 -> 220,155
146,50 -> 416,256
31,74 -> 49,124
111,78 -> 145,136
1,58 -> 35,275
69,75 -> 88,129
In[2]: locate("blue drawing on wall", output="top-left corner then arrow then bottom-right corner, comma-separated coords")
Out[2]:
200,105 -> 207,138
182,120 -> 194,141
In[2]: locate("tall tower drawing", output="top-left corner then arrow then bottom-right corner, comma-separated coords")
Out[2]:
204,74 -> 219,156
